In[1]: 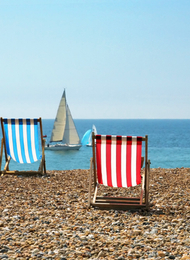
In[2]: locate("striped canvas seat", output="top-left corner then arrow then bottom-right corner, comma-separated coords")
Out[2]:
88,133 -> 150,210
96,135 -> 142,188
0,118 -> 46,175
3,119 -> 41,163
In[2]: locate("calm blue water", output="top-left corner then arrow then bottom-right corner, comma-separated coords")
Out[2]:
1,119 -> 190,171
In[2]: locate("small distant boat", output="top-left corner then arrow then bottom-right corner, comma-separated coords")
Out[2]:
81,125 -> 97,147
45,89 -> 81,151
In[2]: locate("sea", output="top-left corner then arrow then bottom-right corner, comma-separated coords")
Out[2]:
1,119 -> 190,171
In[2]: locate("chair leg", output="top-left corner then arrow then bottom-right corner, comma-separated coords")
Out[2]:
4,156 -> 11,171
140,188 -> 144,205
93,183 -> 98,204
42,139 -> 46,174
43,159 -> 46,174
0,138 -> 3,171
38,161 -> 42,173
140,172 -> 145,205
145,160 -> 151,208
88,158 -> 93,208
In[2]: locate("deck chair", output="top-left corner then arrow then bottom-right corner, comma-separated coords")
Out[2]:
0,118 -> 46,175
88,134 -> 150,210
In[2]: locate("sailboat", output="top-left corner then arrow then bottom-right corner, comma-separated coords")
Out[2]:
45,90 -> 82,151
81,125 -> 97,147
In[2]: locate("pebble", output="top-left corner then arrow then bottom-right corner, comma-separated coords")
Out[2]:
0,168 -> 189,259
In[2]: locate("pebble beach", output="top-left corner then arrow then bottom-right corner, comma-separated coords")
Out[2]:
0,168 -> 189,260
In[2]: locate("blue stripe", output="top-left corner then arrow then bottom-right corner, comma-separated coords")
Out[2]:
34,119 -> 41,160
19,119 -> 27,163
26,119 -> 34,163
4,119 -> 11,157
11,119 -> 20,163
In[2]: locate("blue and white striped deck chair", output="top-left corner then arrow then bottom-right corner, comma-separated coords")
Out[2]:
0,118 -> 46,175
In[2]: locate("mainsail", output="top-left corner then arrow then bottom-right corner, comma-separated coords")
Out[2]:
63,104 -> 81,145
50,90 -> 80,145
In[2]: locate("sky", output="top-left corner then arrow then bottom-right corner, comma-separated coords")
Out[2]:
0,0 -> 190,119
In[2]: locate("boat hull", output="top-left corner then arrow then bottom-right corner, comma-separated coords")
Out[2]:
45,144 -> 82,151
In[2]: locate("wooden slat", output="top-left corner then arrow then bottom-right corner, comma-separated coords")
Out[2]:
145,135 -> 148,206
145,159 -> 151,209
39,118 -> 43,153
91,202 -> 147,210
43,140 -> 46,174
0,138 -> 3,171
88,158 -> 93,208
95,197 -> 141,204
96,196 -> 140,201
1,170 -> 42,175
96,200 -> 141,205
4,156 -> 11,171
92,132 -> 97,191
93,184 -> 98,204
94,135 -> 147,142
1,118 -> 8,170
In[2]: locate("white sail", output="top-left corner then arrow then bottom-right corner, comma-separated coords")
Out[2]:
92,125 -> 97,135
63,104 -> 81,145
49,89 -> 81,147
50,91 -> 67,142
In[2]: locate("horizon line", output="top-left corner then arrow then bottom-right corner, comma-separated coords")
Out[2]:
42,118 -> 190,120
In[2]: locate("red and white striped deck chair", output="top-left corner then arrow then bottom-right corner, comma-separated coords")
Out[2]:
88,134 -> 150,210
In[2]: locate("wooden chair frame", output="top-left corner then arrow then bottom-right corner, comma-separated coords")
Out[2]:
0,117 -> 46,175
88,133 -> 150,210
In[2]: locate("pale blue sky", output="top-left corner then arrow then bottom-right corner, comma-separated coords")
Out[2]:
0,0 -> 190,119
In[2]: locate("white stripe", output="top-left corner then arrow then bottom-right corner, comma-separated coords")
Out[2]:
23,119 -> 30,163
121,136 -> 127,187
30,119 -> 37,161
7,119 -> 16,161
111,136 -> 117,187
131,136 -> 137,186
15,119 -> 23,163
101,136 -> 107,186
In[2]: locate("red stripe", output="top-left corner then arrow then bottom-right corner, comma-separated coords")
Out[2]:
126,136 -> 132,187
116,136 -> 122,187
136,137 -> 142,185
106,136 -> 112,186
96,135 -> 103,184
